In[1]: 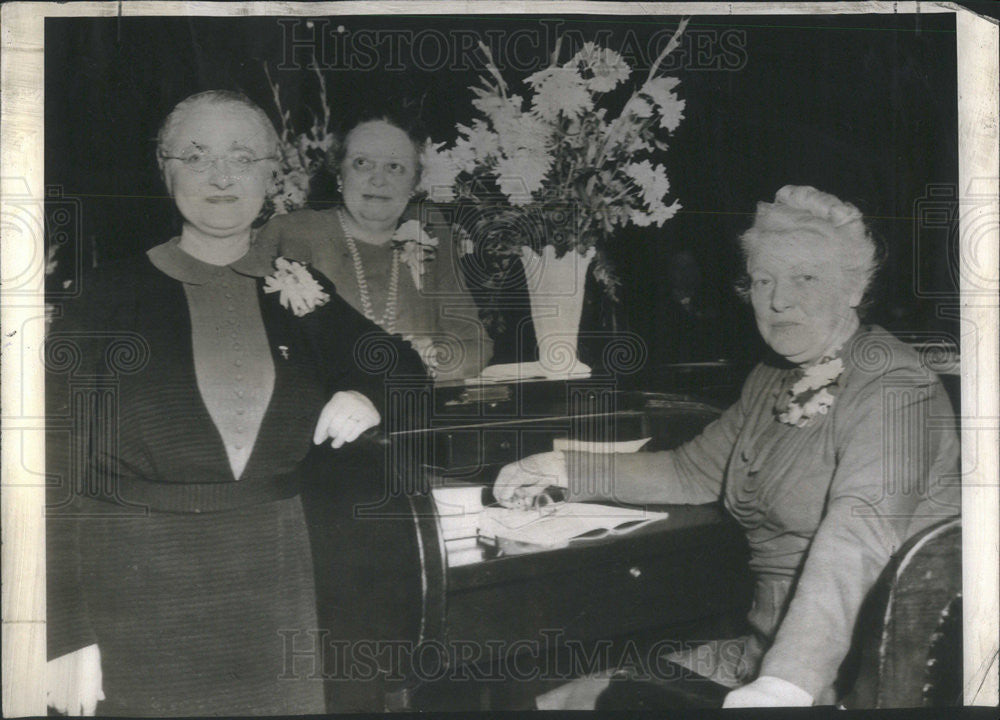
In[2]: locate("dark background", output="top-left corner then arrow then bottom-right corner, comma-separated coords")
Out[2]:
45,12 -> 959,387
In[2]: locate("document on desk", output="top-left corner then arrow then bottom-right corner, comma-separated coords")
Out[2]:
478,503 -> 668,551
552,437 -> 651,453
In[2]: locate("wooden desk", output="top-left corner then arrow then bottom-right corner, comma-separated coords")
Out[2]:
405,504 -> 751,711
303,381 -> 752,712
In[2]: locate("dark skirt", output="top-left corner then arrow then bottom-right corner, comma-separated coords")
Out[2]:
78,494 -> 325,716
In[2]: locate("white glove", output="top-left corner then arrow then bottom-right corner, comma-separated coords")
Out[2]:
47,643 -> 105,716
313,390 -> 380,449
492,451 -> 568,509
722,675 -> 813,707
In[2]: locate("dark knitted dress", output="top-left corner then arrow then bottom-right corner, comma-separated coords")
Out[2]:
46,240 -> 424,715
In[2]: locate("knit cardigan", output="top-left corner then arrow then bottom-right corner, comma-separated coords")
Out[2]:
46,247 -> 427,659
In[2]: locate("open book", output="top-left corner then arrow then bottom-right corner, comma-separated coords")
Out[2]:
478,502 -> 669,552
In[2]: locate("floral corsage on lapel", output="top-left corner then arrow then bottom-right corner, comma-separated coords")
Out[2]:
392,219 -> 439,291
401,333 -> 441,379
775,355 -> 844,427
264,257 -> 330,316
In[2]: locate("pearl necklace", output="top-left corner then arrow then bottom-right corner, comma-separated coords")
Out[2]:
337,209 -> 400,334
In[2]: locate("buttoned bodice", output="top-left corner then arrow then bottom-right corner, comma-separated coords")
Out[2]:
184,265 -> 275,479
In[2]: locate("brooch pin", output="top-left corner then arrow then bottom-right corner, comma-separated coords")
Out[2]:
278,345 -> 289,360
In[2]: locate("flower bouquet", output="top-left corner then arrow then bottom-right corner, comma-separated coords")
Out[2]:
419,19 -> 689,293
419,20 -> 690,378
263,60 -> 337,215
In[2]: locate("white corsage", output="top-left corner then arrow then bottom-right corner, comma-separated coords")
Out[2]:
777,356 -> 844,427
392,220 -> 439,292
402,333 -> 440,379
264,257 -> 330,316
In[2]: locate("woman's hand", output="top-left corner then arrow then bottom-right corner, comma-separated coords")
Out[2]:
722,676 -> 813,707
493,451 -> 568,509
313,391 -> 381,449
47,643 -> 105,716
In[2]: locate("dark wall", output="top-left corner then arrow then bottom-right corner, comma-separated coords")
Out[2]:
45,13 -> 958,373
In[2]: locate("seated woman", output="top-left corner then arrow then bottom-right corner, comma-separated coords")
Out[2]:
257,106 -> 492,382
494,185 -> 960,708
45,90 -> 425,716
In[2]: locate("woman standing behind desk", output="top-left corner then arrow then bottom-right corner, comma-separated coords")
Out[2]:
45,91 -> 424,716
257,107 -> 492,382
494,186 -> 960,708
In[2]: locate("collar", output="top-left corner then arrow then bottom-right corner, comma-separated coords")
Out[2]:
147,236 -> 275,285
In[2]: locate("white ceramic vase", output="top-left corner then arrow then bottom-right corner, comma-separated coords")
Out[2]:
519,244 -> 596,379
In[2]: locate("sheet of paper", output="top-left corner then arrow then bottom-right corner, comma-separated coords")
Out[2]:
468,361 -> 592,384
478,503 -> 668,549
552,437 -> 651,453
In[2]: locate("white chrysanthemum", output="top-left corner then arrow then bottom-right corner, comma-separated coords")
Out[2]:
648,199 -> 681,226
790,357 -> 844,395
625,160 -> 671,207
526,67 -> 592,121
468,90 -> 551,158
472,92 -> 524,122
628,206 -> 655,227
810,357 -> 844,387
808,388 -> 836,415
401,333 -> 440,377
392,220 -> 439,291
392,219 -> 439,248
416,141 -> 460,202
452,121 -> 501,172
565,41 -> 631,93
502,114 -> 552,156
604,108 -> 654,157
264,257 -> 330,316
628,96 -> 654,119
603,200 -> 632,229
628,198 -> 680,228
495,150 -> 552,206
624,133 -> 653,154
781,402 -> 806,427
472,92 -> 522,134
640,77 -> 686,131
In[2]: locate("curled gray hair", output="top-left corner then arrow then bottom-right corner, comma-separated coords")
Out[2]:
734,185 -> 884,315
156,90 -> 280,161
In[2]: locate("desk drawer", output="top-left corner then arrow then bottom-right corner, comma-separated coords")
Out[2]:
444,516 -> 752,647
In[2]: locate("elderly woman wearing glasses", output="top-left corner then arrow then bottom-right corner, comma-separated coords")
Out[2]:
495,186 -> 960,708
45,90 -> 425,716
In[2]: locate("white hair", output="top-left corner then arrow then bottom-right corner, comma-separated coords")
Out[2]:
156,90 -> 280,159
739,185 -> 881,302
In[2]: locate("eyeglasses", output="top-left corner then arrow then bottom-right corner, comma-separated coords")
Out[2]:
160,150 -> 278,174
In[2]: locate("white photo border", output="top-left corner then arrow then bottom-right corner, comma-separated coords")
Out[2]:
2,1 -> 997,714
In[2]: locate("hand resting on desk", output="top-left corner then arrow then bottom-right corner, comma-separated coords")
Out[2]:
492,451 -> 568,509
